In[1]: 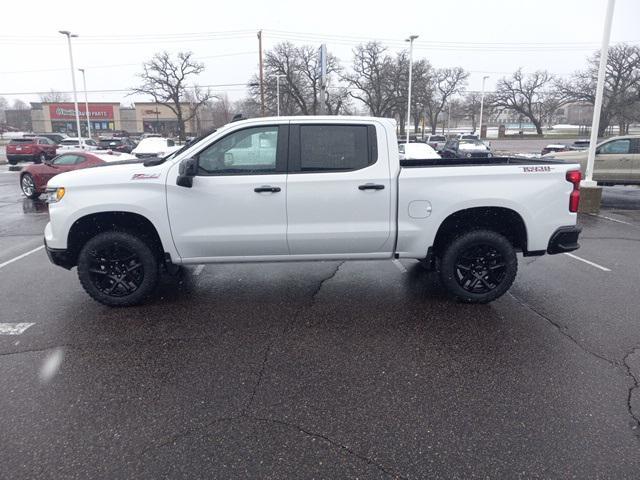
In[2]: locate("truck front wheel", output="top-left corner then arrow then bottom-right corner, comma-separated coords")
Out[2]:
439,230 -> 517,304
77,231 -> 159,307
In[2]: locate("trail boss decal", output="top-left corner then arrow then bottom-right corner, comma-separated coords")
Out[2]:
131,173 -> 161,180
521,166 -> 553,173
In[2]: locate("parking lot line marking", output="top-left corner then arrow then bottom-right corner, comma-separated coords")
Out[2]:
392,259 -> 407,273
0,323 -> 35,335
587,213 -> 635,226
0,245 -> 44,270
564,252 -> 611,272
194,264 -> 205,276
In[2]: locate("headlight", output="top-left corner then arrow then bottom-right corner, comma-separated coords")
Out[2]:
47,187 -> 66,203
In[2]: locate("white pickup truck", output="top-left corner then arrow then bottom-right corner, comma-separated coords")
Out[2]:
44,116 -> 582,307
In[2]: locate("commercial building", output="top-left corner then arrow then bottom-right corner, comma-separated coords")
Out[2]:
31,102 -> 122,136
133,102 -> 196,136
26,101 -> 196,137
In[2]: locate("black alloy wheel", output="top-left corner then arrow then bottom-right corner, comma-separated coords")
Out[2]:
439,229 -> 517,303
77,231 -> 159,307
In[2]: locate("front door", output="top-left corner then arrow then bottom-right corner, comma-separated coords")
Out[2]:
285,123 -> 393,256
595,138 -> 634,182
166,124 -> 289,260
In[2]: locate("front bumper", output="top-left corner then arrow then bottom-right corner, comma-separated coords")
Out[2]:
44,239 -> 74,270
547,225 -> 582,255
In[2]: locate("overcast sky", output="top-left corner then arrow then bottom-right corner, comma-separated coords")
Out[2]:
1,0 -> 638,106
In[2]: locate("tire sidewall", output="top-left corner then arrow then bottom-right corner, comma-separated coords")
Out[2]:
439,230 -> 517,304
21,173 -> 39,199
77,231 -> 159,307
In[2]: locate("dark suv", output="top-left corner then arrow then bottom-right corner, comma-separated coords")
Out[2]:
440,139 -> 493,159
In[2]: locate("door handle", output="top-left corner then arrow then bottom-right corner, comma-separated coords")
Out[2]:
358,183 -> 385,191
254,185 -> 281,193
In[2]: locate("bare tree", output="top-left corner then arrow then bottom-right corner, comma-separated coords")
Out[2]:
492,69 -> 567,135
343,42 -> 396,117
0,96 -> 8,123
558,43 -> 640,135
249,42 -> 350,116
12,99 -> 29,110
132,51 -> 213,140
424,67 -> 469,134
40,90 -> 70,103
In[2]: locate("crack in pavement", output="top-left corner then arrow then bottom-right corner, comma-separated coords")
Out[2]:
509,292 -> 640,439
623,348 -> 640,435
250,415 -> 405,479
243,261 -> 345,415
508,292 -> 618,367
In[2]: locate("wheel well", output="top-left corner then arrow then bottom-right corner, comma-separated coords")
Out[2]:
432,207 -> 527,257
67,212 -> 165,266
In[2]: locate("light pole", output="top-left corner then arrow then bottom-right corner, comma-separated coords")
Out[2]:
59,31 -> 82,141
78,68 -> 91,139
478,75 -> 489,138
270,74 -> 286,116
405,34 -> 418,144
584,0 -> 616,187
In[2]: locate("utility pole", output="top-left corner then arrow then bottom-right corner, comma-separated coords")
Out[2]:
78,68 -> 91,139
59,30 -> 82,141
478,75 -> 489,139
447,102 -> 452,136
405,35 -> 418,144
258,30 -> 265,116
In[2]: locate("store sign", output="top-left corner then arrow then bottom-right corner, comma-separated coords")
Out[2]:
49,103 -> 114,120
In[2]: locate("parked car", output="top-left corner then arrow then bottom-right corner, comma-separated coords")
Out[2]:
56,138 -> 99,155
541,144 -> 570,156
24,133 -> 69,144
570,139 -> 590,150
457,133 -> 479,140
440,139 -> 494,159
19,151 -> 137,199
6,137 -> 57,165
398,142 -> 441,161
132,137 -> 179,158
425,134 -> 447,152
543,135 -> 640,185
44,116 -> 581,307
98,137 -> 136,153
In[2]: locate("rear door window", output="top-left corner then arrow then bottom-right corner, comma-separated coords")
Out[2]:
297,125 -> 374,172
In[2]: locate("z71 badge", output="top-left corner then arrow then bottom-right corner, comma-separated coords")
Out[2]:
131,173 -> 161,180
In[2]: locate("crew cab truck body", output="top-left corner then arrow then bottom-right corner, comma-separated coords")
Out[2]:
44,116 -> 582,307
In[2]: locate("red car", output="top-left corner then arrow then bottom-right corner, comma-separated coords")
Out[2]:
6,137 -> 58,165
20,151 -> 137,199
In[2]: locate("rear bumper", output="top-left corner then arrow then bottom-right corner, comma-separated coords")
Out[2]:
547,225 -> 582,255
44,239 -> 74,270
7,153 -> 37,161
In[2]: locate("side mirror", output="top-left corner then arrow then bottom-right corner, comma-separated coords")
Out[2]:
177,157 -> 198,188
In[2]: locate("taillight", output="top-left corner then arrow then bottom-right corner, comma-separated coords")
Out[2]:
566,169 -> 581,212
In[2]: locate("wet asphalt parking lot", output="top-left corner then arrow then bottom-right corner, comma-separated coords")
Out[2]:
1,163 -> 640,479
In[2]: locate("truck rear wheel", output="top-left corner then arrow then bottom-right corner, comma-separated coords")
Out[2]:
77,231 -> 159,307
439,229 -> 517,304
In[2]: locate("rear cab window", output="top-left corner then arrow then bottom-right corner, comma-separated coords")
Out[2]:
290,124 -> 378,172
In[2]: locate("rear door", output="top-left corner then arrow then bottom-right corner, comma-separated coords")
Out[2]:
595,138 -> 633,182
630,139 -> 640,183
285,122 -> 393,256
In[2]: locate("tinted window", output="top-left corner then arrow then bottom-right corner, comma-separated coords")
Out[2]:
300,125 -> 371,171
9,138 -> 34,144
167,139 -> 175,147
599,139 -> 630,154
53,154 -> 81,165
198,126 -> 279,175
99,139 -> 122,148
